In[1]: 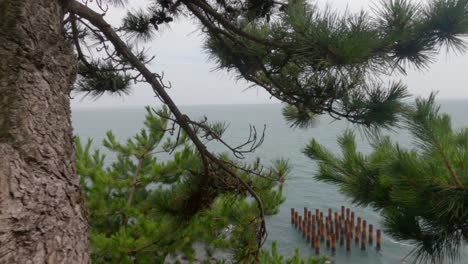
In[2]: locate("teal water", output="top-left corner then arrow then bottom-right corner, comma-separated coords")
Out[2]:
72,101 -> 468,264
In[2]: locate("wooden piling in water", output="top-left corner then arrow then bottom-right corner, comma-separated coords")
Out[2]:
355,221 -> 360,244
362,220 -> 367,235
376,229 -> 382,251
309,222 -> 312,241
294,211 -> 298,228
340,228 -> 344,246
320,221 -> 324,241
343,219 -> 348,239
361,230 -> 366,250
315,235 -> 320,255
311,229 -> 316,248
335,218 -> 339,240
331,233 -> 336,254
346,231 -> 351,252
299,216 -> 302,232
344,219 -> 348,237
362,220 -> 367,248
299,216 -> 302,233
290,206 -> 381,255
355,217 -> 361,243
304,219 -> 308,238
326,216 -> 329,230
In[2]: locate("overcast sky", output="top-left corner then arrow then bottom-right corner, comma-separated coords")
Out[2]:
71,0 -> 468,109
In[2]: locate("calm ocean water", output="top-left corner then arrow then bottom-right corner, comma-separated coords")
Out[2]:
72,100 -> 468,264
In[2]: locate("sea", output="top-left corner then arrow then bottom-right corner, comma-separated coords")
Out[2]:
72,100 -> 468,264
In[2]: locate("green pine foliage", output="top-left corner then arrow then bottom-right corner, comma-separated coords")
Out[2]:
76,106 -> 290,263
76,60 -> 133,97
258,242 -> 327,264
304,95 -> 468,263
203,0 -> 468,129
74,0 -> 468,131
68,0 -> 468,262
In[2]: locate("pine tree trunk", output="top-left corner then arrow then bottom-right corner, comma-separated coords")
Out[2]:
0,0 -> 89,263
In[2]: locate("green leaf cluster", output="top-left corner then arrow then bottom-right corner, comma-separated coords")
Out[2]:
304,95 -> 468,263
76,106 -> 289,263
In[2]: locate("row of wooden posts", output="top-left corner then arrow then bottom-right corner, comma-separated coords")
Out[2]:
291,206 -> 382,255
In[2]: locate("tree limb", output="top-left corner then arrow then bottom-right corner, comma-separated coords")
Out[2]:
66,0 -> 267,256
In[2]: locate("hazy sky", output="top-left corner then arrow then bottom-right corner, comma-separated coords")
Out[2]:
71,0 -> 468,109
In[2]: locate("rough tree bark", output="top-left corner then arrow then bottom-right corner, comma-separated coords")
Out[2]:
0,0 -> 89,263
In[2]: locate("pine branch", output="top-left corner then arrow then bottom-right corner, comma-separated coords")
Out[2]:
67,1 -> 269,257
70,13 -> 92,68
430,131 -> 464,188
182,0 -> 285,48
308,95 -> 468,262
127,157 -> 143,207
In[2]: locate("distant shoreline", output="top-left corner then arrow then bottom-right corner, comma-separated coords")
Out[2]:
72,98 -> 468,111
